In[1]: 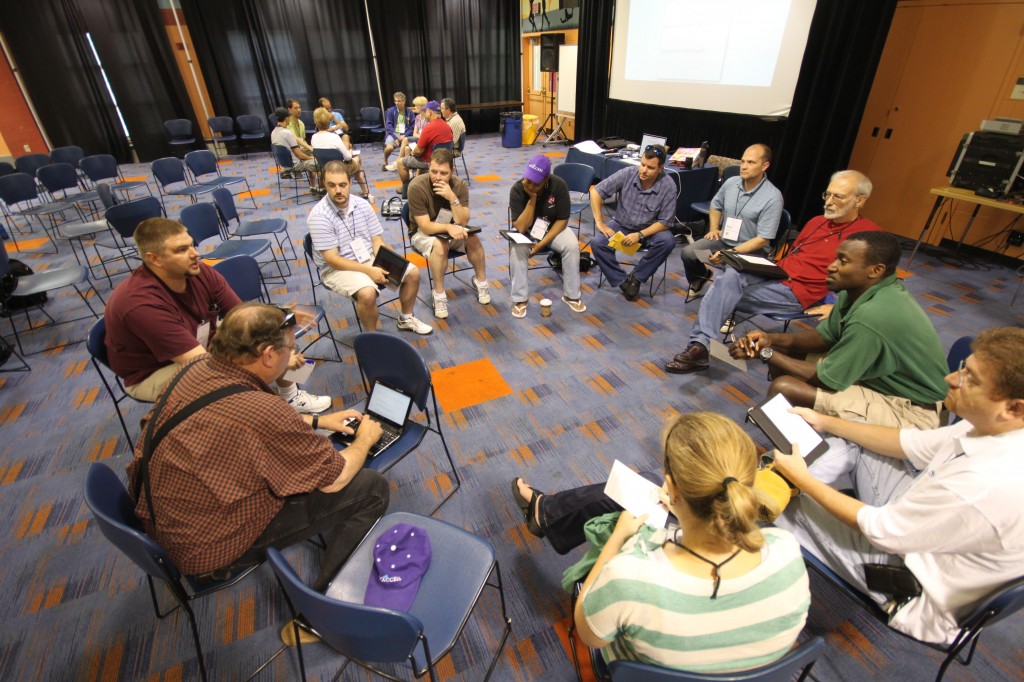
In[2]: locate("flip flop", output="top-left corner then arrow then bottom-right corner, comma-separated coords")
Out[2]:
511,477 -> 545,538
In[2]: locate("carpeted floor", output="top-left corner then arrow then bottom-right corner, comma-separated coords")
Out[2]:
1,133 -> 1022,681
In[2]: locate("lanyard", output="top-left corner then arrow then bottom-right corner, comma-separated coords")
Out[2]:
733,178 -> 764,217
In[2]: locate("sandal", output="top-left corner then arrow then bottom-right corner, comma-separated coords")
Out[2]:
561,295 -> 586,313
511,477 -> 545,538
511,301 -> 528,319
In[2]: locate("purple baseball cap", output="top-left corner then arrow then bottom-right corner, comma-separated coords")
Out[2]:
423,100 -> 441,113
524,154 -> 551,183
364,523 -> 432,611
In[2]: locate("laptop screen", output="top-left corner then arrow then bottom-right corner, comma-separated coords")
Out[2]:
640,133 -> 668,151
367,381 -> 414,427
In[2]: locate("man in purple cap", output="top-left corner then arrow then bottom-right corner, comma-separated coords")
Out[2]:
397,100 -> 453,196
589,145 -> 677,301
508,155 -> 586,317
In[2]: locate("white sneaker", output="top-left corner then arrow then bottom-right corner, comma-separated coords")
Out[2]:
474,279 -> 491,305
288,389 -> 332,414
385,162 -> 398,171
720,316 -> 736,334
397,315 -> 433,335
433,293 -> 449,319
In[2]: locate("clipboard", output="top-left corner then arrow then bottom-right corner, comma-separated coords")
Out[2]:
371,245 -> 411,290
719,251 -> 788,280
499,229 -> 535,245
746,393 -> 829,461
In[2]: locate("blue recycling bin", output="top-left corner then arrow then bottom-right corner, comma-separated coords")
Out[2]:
501,112 -> 522,148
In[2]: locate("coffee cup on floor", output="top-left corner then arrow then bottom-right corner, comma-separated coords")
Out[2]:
540,298 -> 552,318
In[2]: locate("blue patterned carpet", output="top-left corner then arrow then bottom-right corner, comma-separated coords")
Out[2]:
1,134 -> 1022,681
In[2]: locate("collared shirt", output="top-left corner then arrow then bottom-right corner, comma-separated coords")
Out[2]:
446,112 -> 466,146
407,173 -> 470,235
710,175 -> 784,246
594,167 -> 677,230
287,116 -> 305,141
816,274 -> 948,403
307,194 -> 382,273
127,355 -> 345,575
778,216 -> 881,307
855,420 -> 1024,644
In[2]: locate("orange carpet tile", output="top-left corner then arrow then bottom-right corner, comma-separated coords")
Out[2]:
430,357 -> 512,413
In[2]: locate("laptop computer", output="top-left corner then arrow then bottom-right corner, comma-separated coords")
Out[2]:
640,133 -> 668,151
331,381 -> 415,458
370,245 -> 411,290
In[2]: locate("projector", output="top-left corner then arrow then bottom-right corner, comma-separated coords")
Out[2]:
980,118 -> 1024,135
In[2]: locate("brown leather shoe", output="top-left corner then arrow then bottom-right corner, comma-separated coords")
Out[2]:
665,343 -> 709,374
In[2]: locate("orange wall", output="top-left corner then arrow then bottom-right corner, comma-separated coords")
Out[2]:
161,8 -> 216,141
0,45 -> 48,160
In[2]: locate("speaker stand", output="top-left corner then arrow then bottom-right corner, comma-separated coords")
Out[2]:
541,114 -> 571,147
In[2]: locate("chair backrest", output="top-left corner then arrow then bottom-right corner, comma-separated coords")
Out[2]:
721,164 -> 741,183
552,162 -> 596,194
207,116 -> 236,137
354,332 -> 432,410
151,157 -> 188,187
268,113 -> 280,132
0,173 -> 40,205
36,162 -> 80,194
97,183 -> 117,210
15,153 -> 51,177
0,161 -> 14,177
164,119 -> 194,141
946,335 -> 973,373
86,317 -> 111,368
432,141 -> 454,153
236,114 -> 264,136
179,202 -> 222,245
267,547 -> 426,663
84,462 -> 185,583
312,148 -> 345,167
333,108 -> 346,120
674,166 -> 719,222
106,197 -> 164,239
272,144 -> 295,170
80,154 -> 119,183
769,209 -> 793,257
50,145 -> 85,167
607,635 -> 826,681
184,150 -> 219,178
958,575 -> 1024,631
360,107 -> 383,125
212,255 -> 264,302
454,131 -> 466,152
211,186 -> 239,224
299,109 -> 315,132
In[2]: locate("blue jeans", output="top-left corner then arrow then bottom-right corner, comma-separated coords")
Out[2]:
538,471 -> 662,555
688,268 -> 803,349
591,219 -> 675,287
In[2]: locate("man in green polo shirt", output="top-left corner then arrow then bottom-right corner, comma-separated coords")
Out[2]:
730,231 -> 947,429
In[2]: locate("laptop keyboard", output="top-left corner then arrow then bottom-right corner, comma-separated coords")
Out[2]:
369,427 -> 400,457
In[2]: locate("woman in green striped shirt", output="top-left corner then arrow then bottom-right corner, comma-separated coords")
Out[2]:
575,412 -> 811,673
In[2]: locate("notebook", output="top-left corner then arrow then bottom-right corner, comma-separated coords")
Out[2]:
332,381 -> 415,458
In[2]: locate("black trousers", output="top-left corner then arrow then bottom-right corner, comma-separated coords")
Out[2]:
229,468 -> 389,591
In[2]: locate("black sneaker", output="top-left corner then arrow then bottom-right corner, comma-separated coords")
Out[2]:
620,274 -> 641,301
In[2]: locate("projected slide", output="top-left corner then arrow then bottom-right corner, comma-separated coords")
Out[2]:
610,0 -> 817,117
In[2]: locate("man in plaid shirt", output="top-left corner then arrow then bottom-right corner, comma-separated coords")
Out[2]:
128,303 -> 388,597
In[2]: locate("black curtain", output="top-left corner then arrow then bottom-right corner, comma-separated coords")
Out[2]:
575,0 -> 898,225
79,0 -> 193,162
367,0 -> 520,133
180,0 -> 376,124
0,0 -> 127,160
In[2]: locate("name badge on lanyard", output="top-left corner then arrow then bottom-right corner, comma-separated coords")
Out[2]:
530,217 -> 549,241
723,216 -> 743,242
351,238 -> 373,263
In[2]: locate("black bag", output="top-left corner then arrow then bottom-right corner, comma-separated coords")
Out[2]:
546,251 -> 594,273
2,259 -> 48,311
380,197 -> 405,220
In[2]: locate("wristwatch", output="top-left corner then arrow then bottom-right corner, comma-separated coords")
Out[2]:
759,347 -> 774,363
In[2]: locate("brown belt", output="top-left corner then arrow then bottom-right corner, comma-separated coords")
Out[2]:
910,400 -> 941,412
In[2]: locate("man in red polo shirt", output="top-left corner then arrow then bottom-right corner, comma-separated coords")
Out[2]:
397,100 -> 453,196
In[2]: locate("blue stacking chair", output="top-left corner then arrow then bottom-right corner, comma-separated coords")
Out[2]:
151,157 -> 220,209
235,114 -> 266,159
36,162 -> 100,216
91,196 -> 165,282
212,187 -> 293,275
299,109 -> 315,143
49,146 -> 86,181
80,154 -> 152,199
0,172 -> 75,252
453,131 -> 470,183
0,161 -> 14,177
14,152 -> 51,179
57,182 -> 119,277
353,332 -> 460,514
267,510 -> 511,681
164,118 -> 196,156
206,116 -> 237,156
553,162 -> 597,238
178,202 -> 272,269
357,106 -> 386,146
272,145 -> 315,203
691,164 -> 741,218
184,150 -> 257,209
86,317 -> 148,452
84,462 -> 263,682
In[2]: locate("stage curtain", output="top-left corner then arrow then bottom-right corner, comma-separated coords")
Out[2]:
366,0 -> 520,133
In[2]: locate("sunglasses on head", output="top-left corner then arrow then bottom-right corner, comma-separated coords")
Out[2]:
644,145 -> 666,159
277,307 -> 297,330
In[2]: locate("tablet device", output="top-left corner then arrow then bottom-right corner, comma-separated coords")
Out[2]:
747,393 -> 829,461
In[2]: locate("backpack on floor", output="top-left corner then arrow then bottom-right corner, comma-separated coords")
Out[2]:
2,259 -> 48,311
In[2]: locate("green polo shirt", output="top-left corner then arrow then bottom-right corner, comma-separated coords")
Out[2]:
816,274 -> 948,404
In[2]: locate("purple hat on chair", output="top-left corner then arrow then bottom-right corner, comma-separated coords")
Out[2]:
523,154 -> 551,183
423,100 -> 442,113
364,523 -> 432,611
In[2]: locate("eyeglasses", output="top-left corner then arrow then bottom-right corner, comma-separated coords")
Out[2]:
956,359 -> 971,388
277,307 -> 296,330
644,145 -> 666,159
822,192 -> 852,202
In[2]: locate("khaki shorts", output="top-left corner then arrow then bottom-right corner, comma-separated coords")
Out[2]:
814,384 -> 941,430
410,230 -> 466,259
321,264 -> 417,297
124,363 -> 180,402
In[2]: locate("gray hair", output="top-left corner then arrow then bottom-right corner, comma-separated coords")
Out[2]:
831,170 -> 872,197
